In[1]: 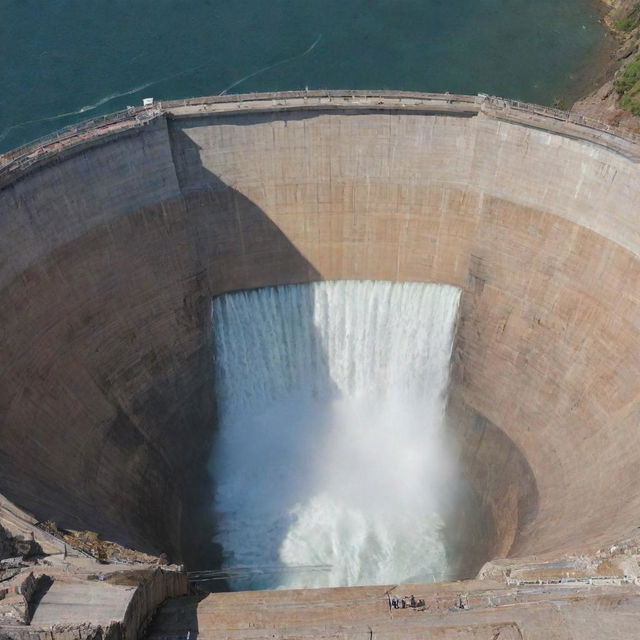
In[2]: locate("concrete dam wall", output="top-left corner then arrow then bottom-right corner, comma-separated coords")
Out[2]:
1,92 -> 640,577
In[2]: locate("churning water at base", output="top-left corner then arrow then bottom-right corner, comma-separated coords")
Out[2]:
211,281 -> 461,590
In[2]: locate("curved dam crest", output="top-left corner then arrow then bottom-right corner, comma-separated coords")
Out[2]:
211,281 -> 461,589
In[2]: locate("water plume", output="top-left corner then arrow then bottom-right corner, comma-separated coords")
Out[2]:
210,281 -> 461,589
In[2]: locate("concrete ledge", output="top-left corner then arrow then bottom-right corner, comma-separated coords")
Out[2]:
2,91 -> 639,190
0,493 -> 188,640
148,553 -> 640,639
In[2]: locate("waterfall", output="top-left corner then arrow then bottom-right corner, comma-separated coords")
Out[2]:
210,280 -> 461,590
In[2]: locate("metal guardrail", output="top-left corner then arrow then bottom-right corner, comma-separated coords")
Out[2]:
506,575 -> 640,587
482,95 -> 640,145
157,90 -> 640,144
0,105 -> 162,184
1,91 -> 638,185
187,563 -> 332,583
158,89 -> 479,108
1,109 -> 135,163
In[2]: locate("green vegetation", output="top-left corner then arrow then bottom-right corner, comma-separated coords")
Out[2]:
613,3 -> 640,32
616,54 -> 640,115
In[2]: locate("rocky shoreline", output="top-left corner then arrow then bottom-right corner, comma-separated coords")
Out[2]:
573,0 -> 640,131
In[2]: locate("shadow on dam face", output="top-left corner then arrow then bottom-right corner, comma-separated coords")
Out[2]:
1,96 -> 640,589
0,128 -> 323,570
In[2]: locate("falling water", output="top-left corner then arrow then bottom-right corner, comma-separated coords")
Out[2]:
210,280 -> 461,590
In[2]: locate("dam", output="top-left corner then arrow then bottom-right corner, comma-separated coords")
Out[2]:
1,91 -> 640,637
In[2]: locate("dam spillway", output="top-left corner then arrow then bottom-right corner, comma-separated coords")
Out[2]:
212,281 -> 464,589
1,91 -> 640,634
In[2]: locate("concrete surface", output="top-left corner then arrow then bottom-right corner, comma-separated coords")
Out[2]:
147,560 -> 640,639
1,91 -> 640,635
0,540 -> 187,638
29,581 -> 133,626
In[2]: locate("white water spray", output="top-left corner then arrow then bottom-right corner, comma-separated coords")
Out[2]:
211,281 -> 461,589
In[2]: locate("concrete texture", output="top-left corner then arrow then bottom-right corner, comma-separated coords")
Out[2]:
29,581 -> 133,626
147,577 -> 640,639
1,91 -> 640,634
0,494 -> 187,638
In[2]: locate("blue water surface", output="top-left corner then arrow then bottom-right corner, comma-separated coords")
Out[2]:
1,0 -> 606,152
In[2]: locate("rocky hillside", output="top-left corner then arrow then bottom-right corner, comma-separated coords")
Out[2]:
573,0 -> 640,131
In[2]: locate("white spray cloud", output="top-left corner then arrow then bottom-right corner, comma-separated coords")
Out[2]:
210,281 -> 461,589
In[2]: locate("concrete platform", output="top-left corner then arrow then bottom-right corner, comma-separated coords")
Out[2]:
29,580 -> 134,626
147,578 -> 640,639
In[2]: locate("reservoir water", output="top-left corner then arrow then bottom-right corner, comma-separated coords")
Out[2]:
1,0 -> 606,153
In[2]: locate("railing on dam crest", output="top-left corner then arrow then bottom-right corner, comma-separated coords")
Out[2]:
0,105 -> 162,186
1,91 -> 639,185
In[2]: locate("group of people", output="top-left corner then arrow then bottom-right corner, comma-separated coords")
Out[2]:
389,594 -> 426,610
